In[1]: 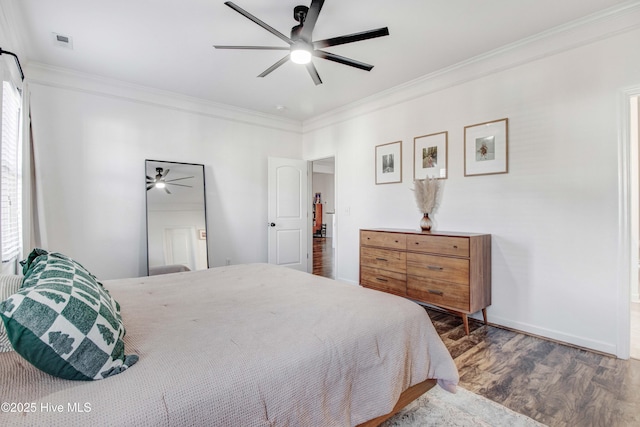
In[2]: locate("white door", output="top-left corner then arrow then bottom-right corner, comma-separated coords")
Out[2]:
268,157 -> 308,271
163,227 -> 197,271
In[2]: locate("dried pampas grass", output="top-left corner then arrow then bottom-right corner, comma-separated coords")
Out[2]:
412,177 -> 443,214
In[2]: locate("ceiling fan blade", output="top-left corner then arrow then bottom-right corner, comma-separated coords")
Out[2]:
224,2 -> 293,46
300,0 -> 325,42
161,169 -> 170,178
146,175 -> 153,181
165,176 -> 194,183
305,62 -> 322,85
313,50 -> 374,71
213,45 -> 289,50
165,187 -> 171,194
167,183 -> 193,188
147,185 -> 154,191
313,27 -> 389,49
258,55 -> 290,78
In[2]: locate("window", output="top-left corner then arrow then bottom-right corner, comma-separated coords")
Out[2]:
1,80 -> 22,262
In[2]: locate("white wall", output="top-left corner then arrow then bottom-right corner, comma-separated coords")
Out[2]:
28,71 -> 302,280
303,28 -> 640,355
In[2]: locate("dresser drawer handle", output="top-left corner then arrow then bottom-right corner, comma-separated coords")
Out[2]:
375,257 -> 388,262
427,265 -> 443,271
453,245 -> 458,249
428,290 -> 444,296
376,277 -> 388,282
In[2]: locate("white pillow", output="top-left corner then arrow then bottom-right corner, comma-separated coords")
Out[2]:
0,274 -> 23,352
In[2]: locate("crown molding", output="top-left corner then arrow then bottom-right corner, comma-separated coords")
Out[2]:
25,62 -> 303,134
302,1 -> 640,133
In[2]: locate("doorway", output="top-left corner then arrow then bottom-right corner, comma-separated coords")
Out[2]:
311,157 -> 335,279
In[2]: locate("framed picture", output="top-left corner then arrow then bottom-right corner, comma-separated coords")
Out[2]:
375,141 -> 402,184
413,131 -> 448,180
464,118 -> 509,176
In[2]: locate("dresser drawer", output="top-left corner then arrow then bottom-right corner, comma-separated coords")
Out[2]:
360,266 -> 406,295
406,235 -> 469,257
361,230 -> 406,250
407,276 -> 469,312
406,252 -> 469,285
360,246 -> 406,273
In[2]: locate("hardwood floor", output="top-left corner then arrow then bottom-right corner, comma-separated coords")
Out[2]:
426,308 -> 640,427
312,237 -> 334,279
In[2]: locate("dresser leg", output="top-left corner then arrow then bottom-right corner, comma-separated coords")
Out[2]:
482,308 -> 488,325
462,314 -> 470,335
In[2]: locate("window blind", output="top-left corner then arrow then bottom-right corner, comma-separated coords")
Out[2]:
1,80 -> 22,262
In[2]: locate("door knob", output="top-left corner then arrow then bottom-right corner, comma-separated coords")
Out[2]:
269,222 -> 276,227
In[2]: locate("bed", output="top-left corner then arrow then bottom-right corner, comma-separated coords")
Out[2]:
0,263 -> 458,426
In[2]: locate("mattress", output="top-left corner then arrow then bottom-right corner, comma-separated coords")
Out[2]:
0,263 -> 458,426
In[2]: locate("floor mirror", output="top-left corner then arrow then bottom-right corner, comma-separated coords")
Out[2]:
145,160 -> 209,275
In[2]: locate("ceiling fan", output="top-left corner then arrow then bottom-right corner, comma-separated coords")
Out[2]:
146,168 -> 194,194
213,0 -> 390,85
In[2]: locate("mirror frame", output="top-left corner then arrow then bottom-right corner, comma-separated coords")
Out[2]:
145,159 -> 209,275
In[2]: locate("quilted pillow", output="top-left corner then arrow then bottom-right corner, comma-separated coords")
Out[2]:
0,274 -> 23,352
0,249 -> 138,380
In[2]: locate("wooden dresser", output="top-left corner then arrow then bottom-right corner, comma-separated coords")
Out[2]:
360,228 -> 491,335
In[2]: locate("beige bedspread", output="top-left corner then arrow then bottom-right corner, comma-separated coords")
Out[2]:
0,263 -> 458,426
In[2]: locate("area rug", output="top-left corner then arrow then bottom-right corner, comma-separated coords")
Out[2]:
382,385 -> 546,427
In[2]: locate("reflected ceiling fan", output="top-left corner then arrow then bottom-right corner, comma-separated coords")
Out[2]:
213,0 -> 389,85
146,168 -> 194,194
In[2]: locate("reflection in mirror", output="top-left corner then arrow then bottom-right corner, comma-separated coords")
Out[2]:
145,160 -> 208,276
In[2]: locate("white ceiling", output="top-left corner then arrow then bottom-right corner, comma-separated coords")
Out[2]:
9,0 -> 630,121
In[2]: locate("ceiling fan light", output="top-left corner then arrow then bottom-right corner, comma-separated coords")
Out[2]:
155,182 -> 166,189
290,49 -> 311,64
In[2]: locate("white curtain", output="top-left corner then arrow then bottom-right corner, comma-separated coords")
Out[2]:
22,86 -> 48,258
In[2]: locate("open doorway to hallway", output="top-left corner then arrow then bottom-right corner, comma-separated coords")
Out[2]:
311,157 -> 335,279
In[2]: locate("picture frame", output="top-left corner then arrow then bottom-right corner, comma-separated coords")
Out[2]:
464,118 -> 509,176
375,141 -> 402,184
413,131 -> 448,180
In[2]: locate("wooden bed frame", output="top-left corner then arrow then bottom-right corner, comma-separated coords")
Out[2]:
357,379 -> 437,427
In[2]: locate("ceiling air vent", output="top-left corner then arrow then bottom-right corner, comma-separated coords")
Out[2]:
52,32 -> 73,49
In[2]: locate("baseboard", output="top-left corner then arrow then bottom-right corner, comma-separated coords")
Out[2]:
478,314 -> 617,356
414,304 -> 617,357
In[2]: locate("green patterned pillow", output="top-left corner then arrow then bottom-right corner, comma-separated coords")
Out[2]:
0,249 -> 138,380
0,274 -> 23,352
